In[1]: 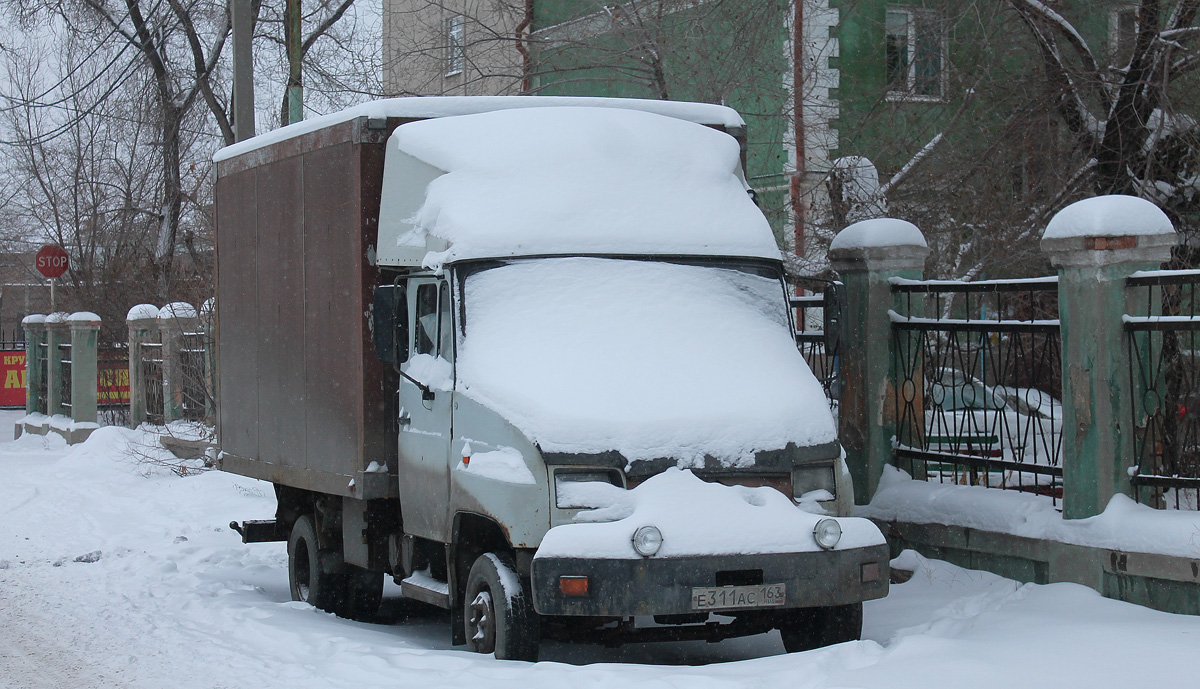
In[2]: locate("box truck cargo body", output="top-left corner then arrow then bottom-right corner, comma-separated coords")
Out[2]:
215,97 -> 888,661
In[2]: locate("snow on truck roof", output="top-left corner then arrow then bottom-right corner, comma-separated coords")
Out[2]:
377,106 -> 780,268
212,96 -> 745,163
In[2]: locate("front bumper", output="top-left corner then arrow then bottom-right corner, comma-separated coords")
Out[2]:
530,543 -> 890,616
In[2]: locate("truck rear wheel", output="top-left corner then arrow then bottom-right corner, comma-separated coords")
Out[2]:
288,515 -> 342,613
779,603 -> 863,653
463,553 -> 540,661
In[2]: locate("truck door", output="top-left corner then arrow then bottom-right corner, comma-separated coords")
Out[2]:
398,278 -> 454,543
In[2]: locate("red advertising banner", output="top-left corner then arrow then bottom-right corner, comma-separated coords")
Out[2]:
98,358 -> 131,405
0,351 -> 131,407
0,350 -> 26,407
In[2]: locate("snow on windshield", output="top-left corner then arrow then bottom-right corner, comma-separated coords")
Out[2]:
388,107 -> 780,267
455,258 -> 836,465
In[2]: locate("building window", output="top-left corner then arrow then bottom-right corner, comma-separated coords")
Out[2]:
1111,6 -> 1138,68
886,7 -> 945,100
446,15 -> 464,76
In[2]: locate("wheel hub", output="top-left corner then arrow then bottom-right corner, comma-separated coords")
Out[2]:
468,590 -> 496,653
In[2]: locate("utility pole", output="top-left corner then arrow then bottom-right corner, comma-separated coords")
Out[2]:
285,0 -> 304,125
232,0 -> 256,142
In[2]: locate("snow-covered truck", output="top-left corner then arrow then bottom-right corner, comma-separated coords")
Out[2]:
214,96 -> 889,661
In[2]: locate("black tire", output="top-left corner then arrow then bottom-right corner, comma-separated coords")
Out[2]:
463,553 -> 540,661
779,603 -> 863,653
288,515 -> 342,613
338,564 -> 384,621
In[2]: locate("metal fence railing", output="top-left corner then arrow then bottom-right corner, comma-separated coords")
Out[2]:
140,341 -> 165,425
36,340 -> 48,415
789,277 -> 841,410
891,276 -> 1064,504
1126,269 -> 1200,510
179,330 -> 209,422
57,342 -> 72,416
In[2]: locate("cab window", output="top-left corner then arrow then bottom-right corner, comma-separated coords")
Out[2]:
415,283 -> 438,356
438,282 -> 454,361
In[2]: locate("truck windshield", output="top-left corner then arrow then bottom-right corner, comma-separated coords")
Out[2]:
454,257 -> 835,465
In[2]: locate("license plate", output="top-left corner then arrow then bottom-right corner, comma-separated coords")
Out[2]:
691,583 -> 786,610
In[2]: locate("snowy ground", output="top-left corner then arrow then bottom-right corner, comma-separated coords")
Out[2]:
2,410 -> 1198,689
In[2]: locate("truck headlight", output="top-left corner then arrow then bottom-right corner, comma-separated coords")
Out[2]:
793,462 -> 836,501
631,525 -> 663,557
813,518 -> 842,549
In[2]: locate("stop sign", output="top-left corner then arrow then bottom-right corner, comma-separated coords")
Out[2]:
36,245 -> 69,279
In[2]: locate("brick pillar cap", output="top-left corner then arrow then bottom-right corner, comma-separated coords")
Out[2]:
45,312 -> 70,326
22,314 -> 47,326
67,311 -> 102,328
1042,195 -> 1177,267
829,218 -> 929,272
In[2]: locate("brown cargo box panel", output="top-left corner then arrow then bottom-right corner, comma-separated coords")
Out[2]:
215,118 -> 401,499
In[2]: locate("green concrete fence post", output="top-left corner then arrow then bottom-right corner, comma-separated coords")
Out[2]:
45,313 -> 69,420
829,219 -> 929,504
1041,197 -> 1176,519
68,312 -> 101,442
19,314 -> 46,438
160,302 -> 199,424
127,304 -> 160,428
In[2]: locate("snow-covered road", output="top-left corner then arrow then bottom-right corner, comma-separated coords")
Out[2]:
2,413 -> 1197,689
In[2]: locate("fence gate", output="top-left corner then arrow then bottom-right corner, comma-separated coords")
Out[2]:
890,277 -> 1064,504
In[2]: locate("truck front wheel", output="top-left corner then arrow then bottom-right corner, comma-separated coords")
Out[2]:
288,515 -> 342,613
463,553 -> 540,661
778,603 -> 863,653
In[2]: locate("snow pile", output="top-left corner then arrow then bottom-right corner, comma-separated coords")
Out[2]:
214,95 -> 744,163
862,465 -> 1200,559
389,107 -> 778,267
406,353 -> 453,392
126,303 -> 159,320
456,444 -> 536,485
829,156 -> 887,223
456,258 -> 835,464
158,302 -> 197,319
66,311 -> 101,323
537,469 -> 885,559
830,218 -> 926,250
1043,195 -> 1174,239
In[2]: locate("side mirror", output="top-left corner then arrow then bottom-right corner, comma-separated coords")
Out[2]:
372,285 -> 408,365
822,282 -> 844,356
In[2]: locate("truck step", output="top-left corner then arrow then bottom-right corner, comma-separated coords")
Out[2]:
228,520 -> 286,543
400,571 -> 451,609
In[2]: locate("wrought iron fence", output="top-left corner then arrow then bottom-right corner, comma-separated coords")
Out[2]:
140,341 -> 165,425
891,277 -> 1064,504
36,340 -> 47,415
179,329 -> 210,422
57,342 -> 72,415
1126,269 -> 1200,510
789,277 -> 840,409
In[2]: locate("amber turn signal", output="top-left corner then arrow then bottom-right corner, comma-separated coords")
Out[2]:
559,575 -> 589,596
